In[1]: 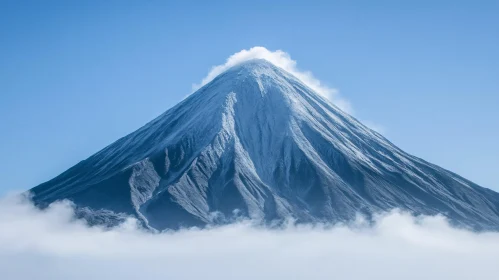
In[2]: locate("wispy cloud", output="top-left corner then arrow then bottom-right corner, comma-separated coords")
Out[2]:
0,195 -> 498,280
192,46 -> 352,113
362,120 -> 388,134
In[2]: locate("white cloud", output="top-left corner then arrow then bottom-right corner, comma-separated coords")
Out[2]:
193,46 -> 353,113
362,120 -> 387,134
1,195 -> 498,280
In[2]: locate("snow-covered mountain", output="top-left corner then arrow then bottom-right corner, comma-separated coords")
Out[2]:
29,59 -> 499,230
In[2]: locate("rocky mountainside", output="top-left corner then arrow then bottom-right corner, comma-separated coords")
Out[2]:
29,59 -> 499,230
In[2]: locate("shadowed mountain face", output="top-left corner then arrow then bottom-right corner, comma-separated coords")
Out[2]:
30,59 -> 499,230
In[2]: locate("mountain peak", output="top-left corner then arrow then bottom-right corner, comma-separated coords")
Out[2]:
233,58 -> 276,68
228,58 -> 280,73
220,59 -> 291,83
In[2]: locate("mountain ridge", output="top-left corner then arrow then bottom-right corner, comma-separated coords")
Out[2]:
29,59 -> 499,230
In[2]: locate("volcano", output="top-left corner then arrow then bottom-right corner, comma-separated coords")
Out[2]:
29,59 -> 499,230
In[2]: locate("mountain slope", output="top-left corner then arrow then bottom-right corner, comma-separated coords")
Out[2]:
30,59 -> 499,230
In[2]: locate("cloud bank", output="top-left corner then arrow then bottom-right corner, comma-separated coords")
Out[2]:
1,195 -> 498,280
193,46 -> 352,113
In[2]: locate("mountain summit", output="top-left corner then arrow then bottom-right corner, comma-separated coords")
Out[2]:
30,59 -> 499,230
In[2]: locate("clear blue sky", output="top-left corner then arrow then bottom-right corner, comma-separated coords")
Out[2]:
1,0 -> 498,194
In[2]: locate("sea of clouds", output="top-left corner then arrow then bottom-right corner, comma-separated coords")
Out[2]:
1,194 -> 498,280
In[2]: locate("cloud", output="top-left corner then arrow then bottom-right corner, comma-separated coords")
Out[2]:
361,120 -> 387,134
1,195 -> 498,280
192,46 -> 353,113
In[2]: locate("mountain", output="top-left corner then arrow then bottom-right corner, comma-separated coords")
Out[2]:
29,59 -> 499,230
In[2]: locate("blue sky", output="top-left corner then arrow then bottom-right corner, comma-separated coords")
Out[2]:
1,0 -> 498,194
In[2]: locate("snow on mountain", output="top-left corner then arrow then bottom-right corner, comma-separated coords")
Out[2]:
29,59 -> 499,230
